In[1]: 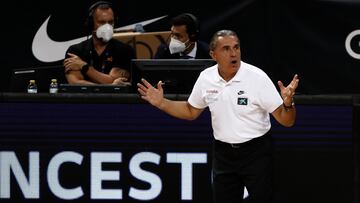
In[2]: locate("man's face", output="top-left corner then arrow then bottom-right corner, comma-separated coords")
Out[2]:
210,35 -> 241,74
170,25 -> 190,43
92,8 -> 114,32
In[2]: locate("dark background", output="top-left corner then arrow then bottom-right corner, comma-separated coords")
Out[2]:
1,0 -> 359,94
0,102 -> 354,203
0,0 -> 359,202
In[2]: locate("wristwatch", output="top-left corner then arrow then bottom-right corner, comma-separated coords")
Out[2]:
81,63 -> 89,75
283,100 -> 295,111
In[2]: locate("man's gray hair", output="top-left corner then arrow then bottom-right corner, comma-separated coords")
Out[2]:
209,30 -> 239,51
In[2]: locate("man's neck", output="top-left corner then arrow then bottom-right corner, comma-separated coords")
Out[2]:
183,42 -> 195,55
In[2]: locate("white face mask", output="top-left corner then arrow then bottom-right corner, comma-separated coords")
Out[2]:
169,37 -> 187,54
96,23 -> 114,43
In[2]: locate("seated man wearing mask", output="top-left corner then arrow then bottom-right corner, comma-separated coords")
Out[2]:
154,13 -> 210,59
63,1 -> 135,85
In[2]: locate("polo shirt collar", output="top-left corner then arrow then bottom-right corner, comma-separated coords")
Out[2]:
187,42 -> 197,58
179,42 -> 197,58
214,61 -> 243,84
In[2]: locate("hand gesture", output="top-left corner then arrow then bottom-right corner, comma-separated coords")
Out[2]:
277,74 -> 299,105
137,79 -> 165,108
63,53 -> 86,72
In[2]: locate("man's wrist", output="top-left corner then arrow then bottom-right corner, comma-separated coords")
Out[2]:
81,63 -> 89,75
157,98 -> 167,110
283,100 -> 295,111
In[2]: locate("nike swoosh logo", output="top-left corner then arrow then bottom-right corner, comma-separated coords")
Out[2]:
32,15 -> 167,62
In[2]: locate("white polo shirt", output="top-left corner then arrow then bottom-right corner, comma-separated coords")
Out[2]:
188,61 -> 283,143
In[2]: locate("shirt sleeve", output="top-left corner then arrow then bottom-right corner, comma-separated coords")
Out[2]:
188,72 -> 207,109
64,45 -> 79,59
257,74 -> 283,113
64,42 -> 89,62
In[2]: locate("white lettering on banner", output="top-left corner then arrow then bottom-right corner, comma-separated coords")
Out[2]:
47,151 -> 84,200
129,152 -> 162,200
0,151 -> 208,200
0,151 -> 39,199
91,152 -> 122,199
345,29 -> 360,59
167,153 -> 207,200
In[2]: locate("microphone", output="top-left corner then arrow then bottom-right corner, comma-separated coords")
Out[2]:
113,24 -> 145,33
134,24 -> 145,33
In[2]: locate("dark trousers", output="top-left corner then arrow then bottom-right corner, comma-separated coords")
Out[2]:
212,132 -> 274,203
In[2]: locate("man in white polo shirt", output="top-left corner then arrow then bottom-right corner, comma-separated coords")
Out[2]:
137,29 -> 299,203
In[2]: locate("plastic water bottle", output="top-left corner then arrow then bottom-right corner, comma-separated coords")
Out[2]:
49,79 -> 58,93
27,80 -> 37,93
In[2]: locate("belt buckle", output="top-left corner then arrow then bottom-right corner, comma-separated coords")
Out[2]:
230,143 -> 240,148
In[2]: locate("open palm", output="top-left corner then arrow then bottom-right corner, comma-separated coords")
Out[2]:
277,74 -> 299,105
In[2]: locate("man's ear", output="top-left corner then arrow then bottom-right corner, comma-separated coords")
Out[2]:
209,50 -> 216,60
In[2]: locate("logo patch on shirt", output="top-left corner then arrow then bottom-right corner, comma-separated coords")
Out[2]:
206,89 -> 218,94
237,97 -> 248,105
237,90 -> 245,95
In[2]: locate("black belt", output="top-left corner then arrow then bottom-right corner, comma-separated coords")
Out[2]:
230,143 -> 242,148
215,140 -> 245,148
215,132 -> 271,149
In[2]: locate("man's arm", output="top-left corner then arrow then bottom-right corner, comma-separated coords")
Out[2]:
65,70 -> 95,85
111,68 -> 131,85
271,102 -> 296,127
137,78 -> 204,120
271,74 -> 299,127
64,53 -> 94,84
64,53 -> 130,85
85,66 -> 130,85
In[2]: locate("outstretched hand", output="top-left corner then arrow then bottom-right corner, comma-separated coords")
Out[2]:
137,79 -> 165,108
277,74 -> 299,105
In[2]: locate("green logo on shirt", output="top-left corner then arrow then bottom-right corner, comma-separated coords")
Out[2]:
237,98 -> 248,105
